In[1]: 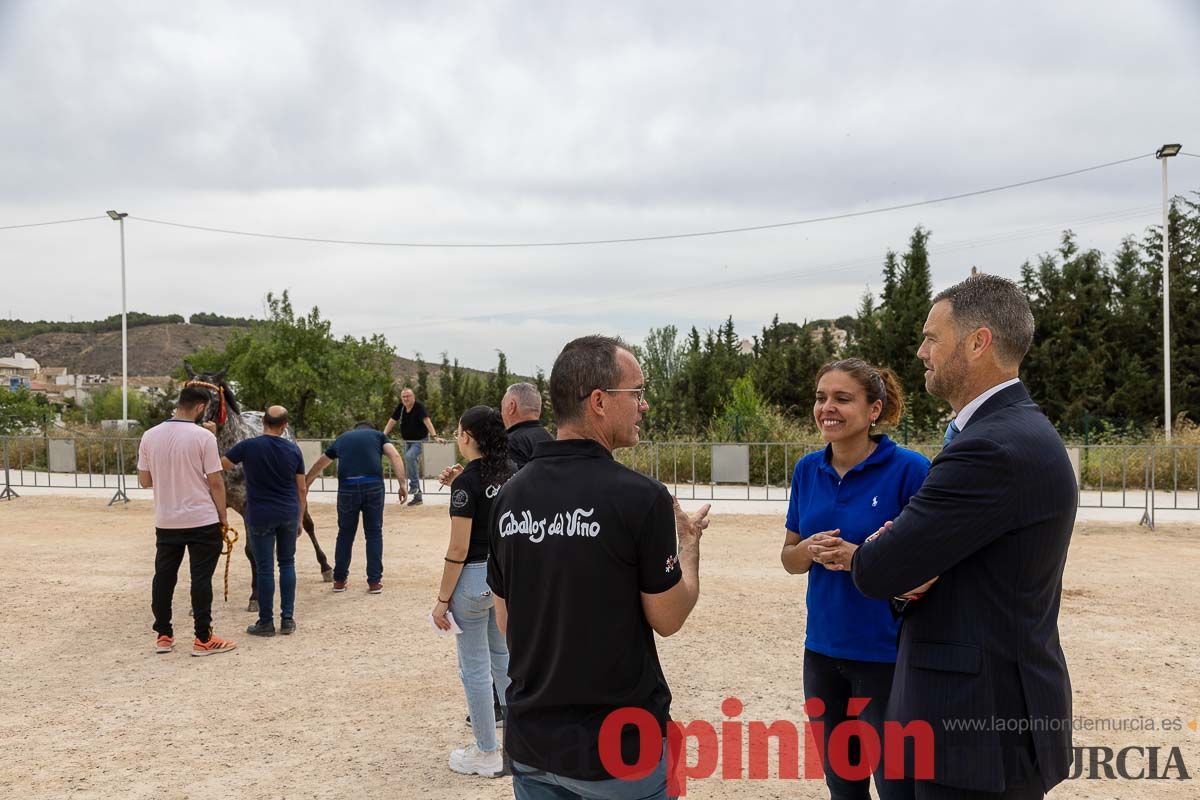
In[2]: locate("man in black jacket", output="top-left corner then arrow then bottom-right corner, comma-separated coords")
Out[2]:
821,274 -> 1075,799
501,381 -> 553,470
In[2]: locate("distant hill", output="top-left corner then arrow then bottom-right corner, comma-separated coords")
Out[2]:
0,324 -> 247,375
1,321 -> 503,382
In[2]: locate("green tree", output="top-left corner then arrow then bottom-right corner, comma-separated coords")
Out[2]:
633,325 -> 685,437
489,351 -> 510,408
180,291 -> 394,436
0,388 -> 51,434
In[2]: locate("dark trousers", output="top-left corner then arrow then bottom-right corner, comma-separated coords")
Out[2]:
334,482 -> 385,583
803,648 -> 914,800
152,523 -> 223,641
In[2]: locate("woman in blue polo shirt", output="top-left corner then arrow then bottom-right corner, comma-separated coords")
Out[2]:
781,358 -> 929,800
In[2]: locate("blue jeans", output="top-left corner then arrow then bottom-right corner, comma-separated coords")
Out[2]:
803,649 -> 913,800
402,439 -> 425,493
334,482 -> 385,583
452,562 -> 510,752
247,517 -> 298,625
512,740 -> 673,800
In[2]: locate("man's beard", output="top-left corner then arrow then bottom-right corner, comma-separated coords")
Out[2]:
927,345 -> 969,403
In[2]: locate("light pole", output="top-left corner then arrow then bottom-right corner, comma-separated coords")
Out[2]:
106,210 -> 129,429
1154,145 -> 1181,441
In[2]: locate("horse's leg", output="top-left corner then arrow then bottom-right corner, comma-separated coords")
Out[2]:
304,509 -> 334,582
230,497 -> 258,612
244,538 -> 259,612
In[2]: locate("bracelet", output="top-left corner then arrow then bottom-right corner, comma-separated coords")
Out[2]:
444,556 -> 467,564
437,596 -> 451,604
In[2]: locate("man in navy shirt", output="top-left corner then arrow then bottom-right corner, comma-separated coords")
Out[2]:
222,406 -> 307,637
305,421 -> 408,594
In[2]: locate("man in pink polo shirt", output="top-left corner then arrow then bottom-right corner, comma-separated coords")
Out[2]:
137,385 -> 237,657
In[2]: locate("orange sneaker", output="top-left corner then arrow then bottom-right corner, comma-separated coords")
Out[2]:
192,633 -> 237,657
155,635 -> 175,654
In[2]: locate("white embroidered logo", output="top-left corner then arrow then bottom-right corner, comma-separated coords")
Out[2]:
485,484 -> 500,499
665,555 -> 678,573
498,508 -> 601,543
871,496 -> 878,508
451,489 -> 469,509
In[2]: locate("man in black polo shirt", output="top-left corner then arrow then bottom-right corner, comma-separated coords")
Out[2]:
488,335 -> 710,799
383,387 -> 444,506
501,381 -> 553,470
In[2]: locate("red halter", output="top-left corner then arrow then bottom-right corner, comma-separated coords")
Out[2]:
184,380 -> 227,425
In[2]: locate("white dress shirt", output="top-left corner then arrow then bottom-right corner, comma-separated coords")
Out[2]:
953,377 -> 1021,431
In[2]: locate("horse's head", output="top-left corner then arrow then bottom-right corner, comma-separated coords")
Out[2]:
183,361 -> 241,426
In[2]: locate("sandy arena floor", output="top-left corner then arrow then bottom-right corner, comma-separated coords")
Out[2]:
1,496 -> 1197,799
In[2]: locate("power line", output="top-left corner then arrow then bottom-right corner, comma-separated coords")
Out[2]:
129,153 -> 1154,248
0,215 -> 108,231
349,203 -> 1159,333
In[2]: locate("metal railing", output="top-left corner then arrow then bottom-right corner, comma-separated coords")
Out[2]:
3,435 -> 1197,527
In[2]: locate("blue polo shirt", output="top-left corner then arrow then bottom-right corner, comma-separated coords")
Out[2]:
785,434 -> 929,663
324,427 -> 388,483
224,435 -> 305,528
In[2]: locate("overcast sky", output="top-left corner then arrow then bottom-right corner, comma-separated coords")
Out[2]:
2,1 -> 1199,375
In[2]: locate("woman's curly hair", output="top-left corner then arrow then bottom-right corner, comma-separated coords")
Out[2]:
460,405 -> 513,487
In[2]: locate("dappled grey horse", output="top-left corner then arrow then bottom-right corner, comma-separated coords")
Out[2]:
183,362 -> 333,610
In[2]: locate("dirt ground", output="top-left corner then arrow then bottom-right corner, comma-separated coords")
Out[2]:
1,497 -> 1197,800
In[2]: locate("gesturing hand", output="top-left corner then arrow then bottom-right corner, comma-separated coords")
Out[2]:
672,498 -> 710,547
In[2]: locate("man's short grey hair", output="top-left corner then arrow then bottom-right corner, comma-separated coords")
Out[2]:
933,274 -> 1034,367
505,382 -> 542,414
549,335 -> 630,425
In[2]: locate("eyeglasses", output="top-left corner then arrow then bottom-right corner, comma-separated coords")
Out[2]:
579,387 -> 646,403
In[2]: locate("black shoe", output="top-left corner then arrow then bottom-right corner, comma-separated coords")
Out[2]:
246,621 -> 276,637
280,618 -> 296,635
407,492 -> 423,507
465,707 -> 505,727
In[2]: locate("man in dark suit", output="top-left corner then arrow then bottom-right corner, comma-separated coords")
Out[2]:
818,274 -> 1075,799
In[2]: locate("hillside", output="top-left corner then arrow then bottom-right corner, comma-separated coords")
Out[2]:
1,322 -> 499,382
1,324 -> 245,375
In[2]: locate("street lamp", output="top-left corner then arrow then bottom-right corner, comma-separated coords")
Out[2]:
106,210 -> 129,430
1154,146 -> 1181,441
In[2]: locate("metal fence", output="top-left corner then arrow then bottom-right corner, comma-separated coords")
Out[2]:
3,435 -> 1197,528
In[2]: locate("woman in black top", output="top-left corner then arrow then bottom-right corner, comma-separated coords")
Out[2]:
431,405 -> 513,779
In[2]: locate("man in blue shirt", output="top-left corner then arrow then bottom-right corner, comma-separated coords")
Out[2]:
222,405 -> 307,637
305,421 -> 408,594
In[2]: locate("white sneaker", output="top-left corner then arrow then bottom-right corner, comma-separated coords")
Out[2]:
448,743 -> 504,778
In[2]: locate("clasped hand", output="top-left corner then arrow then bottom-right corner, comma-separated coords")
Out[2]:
807,529 -> 856,571
809,520 -> 939,599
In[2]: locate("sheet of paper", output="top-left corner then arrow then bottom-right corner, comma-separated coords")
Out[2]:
429,610 -> 464,636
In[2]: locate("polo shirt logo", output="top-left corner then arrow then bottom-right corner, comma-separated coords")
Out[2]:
451,489 -> 469,509
498,508 -> 601,543
485,484 -> 500,499
872,496 -> 878,507
665,554 -> 678,573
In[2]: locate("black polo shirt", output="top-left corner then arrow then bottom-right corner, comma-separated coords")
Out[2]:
487,438 -> 682,780
389,400 -> 430,441
506,420 -> 554,470
448,459 -> 502,563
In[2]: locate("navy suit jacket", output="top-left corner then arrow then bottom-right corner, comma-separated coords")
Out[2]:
852,382 -> 1075,794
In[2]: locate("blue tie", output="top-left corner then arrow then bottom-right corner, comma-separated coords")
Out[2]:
943,420 -> 961,448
